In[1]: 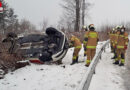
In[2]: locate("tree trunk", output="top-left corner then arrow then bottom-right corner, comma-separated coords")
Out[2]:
82,0 -> 85,27
74,0 -> 80,32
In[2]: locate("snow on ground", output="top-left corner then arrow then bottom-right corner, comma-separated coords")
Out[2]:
89,44 -> 126,90
0,42 -> 104,90
121,35 -> 130,90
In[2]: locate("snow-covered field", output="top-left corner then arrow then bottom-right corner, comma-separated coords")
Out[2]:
0,42 -> 125,90
89,44 -> 126,90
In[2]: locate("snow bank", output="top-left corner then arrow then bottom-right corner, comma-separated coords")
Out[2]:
89,45 -> 125,90
0,42 -> 104,90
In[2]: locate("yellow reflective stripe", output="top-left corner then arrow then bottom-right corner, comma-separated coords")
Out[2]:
83,41 -> 86,44
73,56 -> 77,60
121,59 -> 125,64
87,46 -> 96,49
84,35 -> 88,38
117,46 -> 124,48
119,35 -> 124,37
75,45 -> 82,49
86,60 -> 91,64
115,58 -> 119,61
89,33 -> 98,38
83,41 -> 87,45
125,37 -> 128,39
126,42 -> 128,45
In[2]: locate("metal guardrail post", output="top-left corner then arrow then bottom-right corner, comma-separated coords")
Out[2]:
77,40 -> 110,90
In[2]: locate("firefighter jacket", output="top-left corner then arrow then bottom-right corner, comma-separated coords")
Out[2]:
70,36 -> 82,49
117,32 -> 129,49
109,31 -> 115,43
114,31 -> 120,45
84,31 -> 99,49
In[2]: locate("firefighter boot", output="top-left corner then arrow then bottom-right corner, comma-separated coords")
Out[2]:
70,60 -> 76,65
75,57 -> 79,63
119,63 -> 124,66
113,61 -> 119,65
85,60 -> 91,67
111,56 -> 116,59
85,64 -> 89,67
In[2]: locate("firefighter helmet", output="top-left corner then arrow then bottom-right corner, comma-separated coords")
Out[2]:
83,26 -> 88,31
116,25 -> 121,31
89,24 -> 95,31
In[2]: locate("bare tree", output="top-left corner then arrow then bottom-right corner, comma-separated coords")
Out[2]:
40,19 -> 49,31
82,0 -> 85,26
17,19 -> 37,35
74,0 -> 80,31
60,0 -> 91,32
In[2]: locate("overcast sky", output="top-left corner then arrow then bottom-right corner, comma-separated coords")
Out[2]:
4,0 -> 130,29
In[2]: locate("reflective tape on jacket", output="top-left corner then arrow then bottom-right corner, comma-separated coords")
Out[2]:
75,45 -> 82,49
125,37 -> 128,39
115,34 -> 119,36
117,46 -> 124,48
84,35 -> 88,38
119,35 -> 124,37
89,33 -> 98,38
87,46 -> 96,49
126,42 -> 128,45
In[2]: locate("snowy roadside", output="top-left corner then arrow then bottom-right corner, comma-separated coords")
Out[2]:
121,36 -> 130,90
0,42 -> 104,90
89,44 -> 126,90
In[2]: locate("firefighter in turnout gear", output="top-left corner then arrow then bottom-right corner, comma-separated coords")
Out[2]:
114,26 -> 129,66
109,28 -> 115,52
83,26 -> 88,56
84,24 -> 99,67
111,26 -> 121,59
69,35 -> 82,65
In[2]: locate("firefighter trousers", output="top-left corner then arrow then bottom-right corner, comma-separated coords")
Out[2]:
115,49 -> 125,64
86,49 -> 96,65
72,48 -> 81,61
110,42 -> 114,52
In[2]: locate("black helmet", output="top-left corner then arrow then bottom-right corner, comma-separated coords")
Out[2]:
89,24 -> 95,31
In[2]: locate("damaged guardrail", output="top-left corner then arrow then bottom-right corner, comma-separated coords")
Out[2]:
77,40 -> 110,90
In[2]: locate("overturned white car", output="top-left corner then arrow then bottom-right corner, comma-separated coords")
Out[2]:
3,27 -> 69,64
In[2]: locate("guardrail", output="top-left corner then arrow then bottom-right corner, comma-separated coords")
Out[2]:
77,40 -> 110,90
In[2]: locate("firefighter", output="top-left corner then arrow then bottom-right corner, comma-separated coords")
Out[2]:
69,35 -> 82,65
109,28 -> 115,52
82,26 -> 88,31
83,26 -> 88,56
114,26 -> 129,66
84,24 -> 99,67
112,26 -> 121,59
